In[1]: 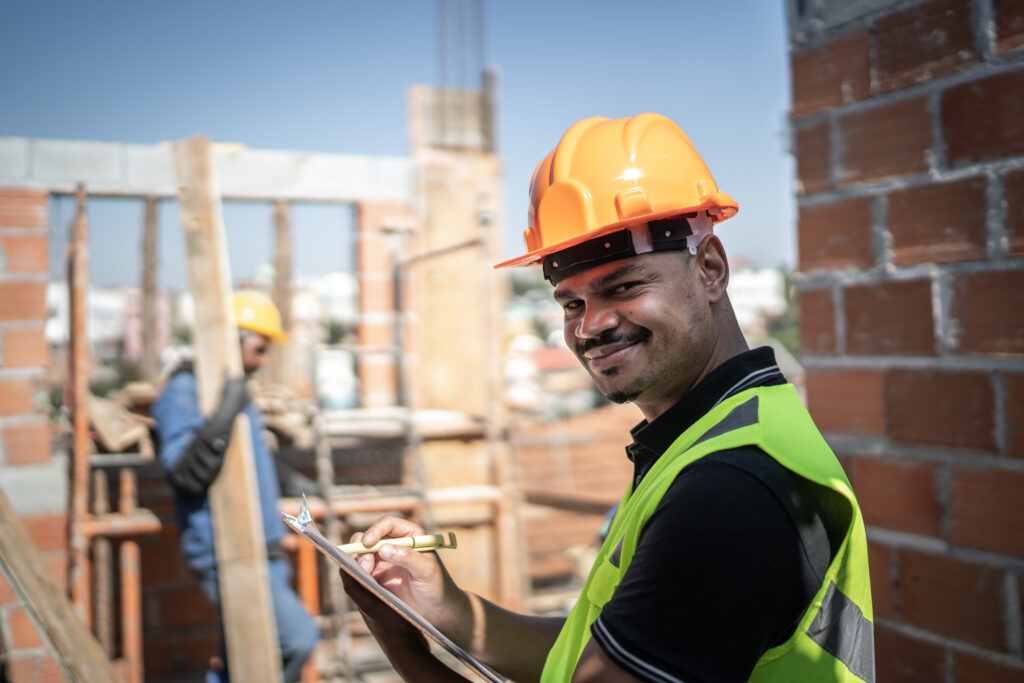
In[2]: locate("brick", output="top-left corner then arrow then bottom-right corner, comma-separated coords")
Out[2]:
0,551 -> 64,605
845,279 -> 935,356
0,376 -> 34,416
0,189 -> 47,229
855,458 -> 943,536
5,653 -> 64,683
889,369 -> 995,451
2,419 -> 52,465
953,467 -> 1024,557
867,541 -> 894,619
805,368 -> 887,435
7,605 -> 44,648
356,232 -> 395,273
955,650 -> 1024,682
899,549 -> 1004,649
875,0 -> 981,92
21,512 -> 67,553
358,359 -> 397,401
942,70 -> 1024,166
0,281 -> 48,321
357,320 -> 395,349
143,630 -> 221,676
797,196 -> 874,272
157,584 -> 218,628
358,276 -> 396,313
139,527 -> 187,585
1006,168 -> 1024,258
840,97 -> 931,184
994,0 -> 1024,56
836,453 -> 855,486
1,326 -> 49,368
0,233 -> 48,275
875,623 -> 947,683
790,29 -> 871,118
794,121 -> 830,196
887,176 -> 988,265
952,270 -> 1024,355
798,288 -> 836,354
1008,374 -> 1024,458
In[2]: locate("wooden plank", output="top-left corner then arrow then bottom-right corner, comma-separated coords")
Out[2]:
173,134 -> 282,681
140,196 -> 159,382
270,198 -> 292,387
0,487 -> 117,682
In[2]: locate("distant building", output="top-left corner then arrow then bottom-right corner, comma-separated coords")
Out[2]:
727,265 -> 788,337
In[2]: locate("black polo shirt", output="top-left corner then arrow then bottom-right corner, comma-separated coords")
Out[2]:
590,347 -> 842,683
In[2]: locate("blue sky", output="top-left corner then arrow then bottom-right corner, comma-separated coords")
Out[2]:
0,1 -> 794,289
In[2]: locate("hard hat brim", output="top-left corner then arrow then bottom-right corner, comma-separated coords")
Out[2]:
494,201 -> 737,270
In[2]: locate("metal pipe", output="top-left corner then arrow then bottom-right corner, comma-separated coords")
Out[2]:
68,183 -> 93,625
295,541 -> 320,683
76,512 -> 162,539
119,469 -> 143,683
91,471 -> 114,655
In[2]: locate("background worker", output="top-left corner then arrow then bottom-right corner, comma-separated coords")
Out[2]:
152,291 -> 319,683
342,113 -> 873,682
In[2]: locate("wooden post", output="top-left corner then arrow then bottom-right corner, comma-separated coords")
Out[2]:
68,184 -> 92,626
140,197 -> 159,382
0,486 -> 117,682
172,135 -> 282,681
270,199 -> 292,385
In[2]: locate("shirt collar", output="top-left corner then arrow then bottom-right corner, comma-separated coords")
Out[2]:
626,346 -> 786,482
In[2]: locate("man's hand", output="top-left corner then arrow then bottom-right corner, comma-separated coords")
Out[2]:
346,516 -> 466,632
341,516 -> 473,682
168,376 -> 249,495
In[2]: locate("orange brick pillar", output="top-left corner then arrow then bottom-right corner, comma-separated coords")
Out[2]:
355,202 -> 416,408
788,0 -> 1024,680
0,188 -> 67,680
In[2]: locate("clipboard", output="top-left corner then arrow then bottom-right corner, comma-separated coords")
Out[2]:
281,497 -> 505,683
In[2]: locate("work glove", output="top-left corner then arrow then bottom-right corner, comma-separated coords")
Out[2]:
169,376 -> 250,496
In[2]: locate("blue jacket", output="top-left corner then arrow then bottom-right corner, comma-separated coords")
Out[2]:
152,370 -> 286,571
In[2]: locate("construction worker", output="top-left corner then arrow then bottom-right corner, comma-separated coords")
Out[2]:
151,291 -> 318,683
340,114 -> 873,682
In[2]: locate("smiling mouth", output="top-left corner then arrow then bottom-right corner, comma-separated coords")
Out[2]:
583,341 -> 636,361
582,340 -> 646,373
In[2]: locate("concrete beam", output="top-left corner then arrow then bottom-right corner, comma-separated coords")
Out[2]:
0,137 -> 414,204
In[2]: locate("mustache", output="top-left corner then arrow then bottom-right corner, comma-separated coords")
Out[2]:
575,328 -> 651,357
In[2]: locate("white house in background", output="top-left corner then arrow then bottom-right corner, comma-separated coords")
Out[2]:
727,266 -> 788,336
45,282 -> 132,346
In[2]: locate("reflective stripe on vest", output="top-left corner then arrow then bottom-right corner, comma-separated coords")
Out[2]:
540,384 -> 874,682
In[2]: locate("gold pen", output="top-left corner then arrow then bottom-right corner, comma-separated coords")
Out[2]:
338,532 -> 458,555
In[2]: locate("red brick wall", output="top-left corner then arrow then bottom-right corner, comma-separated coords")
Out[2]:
0,189 -> 65,680
790,0 -> 1024,678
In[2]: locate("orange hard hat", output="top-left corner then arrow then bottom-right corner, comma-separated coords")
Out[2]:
495,113 -> 738,277
233,291 -> 289,343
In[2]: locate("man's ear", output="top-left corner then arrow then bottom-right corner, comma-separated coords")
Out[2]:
696,235 -> 729,304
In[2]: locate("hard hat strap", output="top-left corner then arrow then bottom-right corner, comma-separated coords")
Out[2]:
542,214 -> 708,284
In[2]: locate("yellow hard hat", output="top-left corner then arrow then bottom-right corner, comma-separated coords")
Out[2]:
495,113 -> 738,278
232,291 -> 289,343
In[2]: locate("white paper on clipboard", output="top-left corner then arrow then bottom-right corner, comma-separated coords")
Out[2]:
281,498 -> 505,683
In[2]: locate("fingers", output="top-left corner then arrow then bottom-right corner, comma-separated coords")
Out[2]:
357,516 -> 426,547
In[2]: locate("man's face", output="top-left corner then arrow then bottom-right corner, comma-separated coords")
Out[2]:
553,251 -> 716,419
240,334 -> 271,376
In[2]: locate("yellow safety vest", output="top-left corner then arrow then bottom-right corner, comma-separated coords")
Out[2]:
541,384 -> 874,682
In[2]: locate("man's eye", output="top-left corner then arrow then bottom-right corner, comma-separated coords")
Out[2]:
563,300 -> 582,313
612,282 -> 638,294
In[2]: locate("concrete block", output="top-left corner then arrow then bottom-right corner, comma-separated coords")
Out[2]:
0,139 -> 30,184
0,457 -> 67,515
